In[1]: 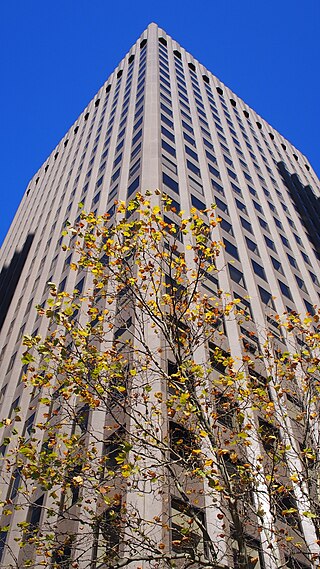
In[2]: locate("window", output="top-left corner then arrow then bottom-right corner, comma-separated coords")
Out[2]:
220,218 -> 234,236
309,271 -> 320,286
280,234 -> 291,249
240,216 -> 253,234
163,173 -> 179,194
263,235 -> 276,252
215,197 -> 228,214
258,217 -> 270,233
258,286 -> 275,309
104,428 -> 125,471
224,238 -> 239,260
278,280 -> 293,301
274,217 -> 283,230
216,394 -> 233,427
271,256 -> 284,275
171,498 -> 205,554
161,113 -> 174,129
183,131 -> 196,147
301,251 -> 311,265
208,163 -> 221,179
295,275 -> 307,293
228,265 -> 246,288
258,419 -> 280,453
7,352 -> 17,374
304,300 -> 315,315
187,160 -> 201,177
233,538 -> 264,569
200,269 -> 219,292
205,150 -> 216,164
246,237 -> 260,256
287,253 -> 297,268
253,200 -> 263,213
161,125 -> 175,142
185,146 -> 198,161
231,182 -> 242,196
97,505 -> 122,560
294,233 -> 303,246
162,139 -> 176,157
132,129 -> 142,146
127,176 -> 140,198
182,120 -> 194,134
274,489 -> 301,529
212,179 -> 225,195
162,155 -> 177,174
235,198 -> 247,214
170,422 -> 195,462
24,413 -> 36,437
27,495 -> 44,534
189,176 -> 203,195
252,260 -> 267,281
191,194 -> 206,212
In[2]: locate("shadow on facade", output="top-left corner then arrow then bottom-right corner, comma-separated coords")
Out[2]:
0,234 -> 34,331
278,161 -> 320,257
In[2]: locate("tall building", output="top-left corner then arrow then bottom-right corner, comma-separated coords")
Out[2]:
0,23 -> 319,569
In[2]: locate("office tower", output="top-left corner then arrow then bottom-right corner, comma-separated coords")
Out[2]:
0,22 -> 319,569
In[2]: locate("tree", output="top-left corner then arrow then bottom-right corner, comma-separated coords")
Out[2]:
0,192 -> 319,569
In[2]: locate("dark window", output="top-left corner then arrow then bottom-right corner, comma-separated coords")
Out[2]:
161,113 -> 174,129
215,197 -> 228,214
216,394 -> 234,427
161,125 -> 175,142
208,164 -> 220,179
191,194 -> 206,212
287,253 -> 298,269
171,498 -> 205,554
271,257 -> 284,274
127,176 -> 140,198
98,505 -> 121,558
205,150 -> 217,164
235,198 -> 247,214
224,239 -> 239,260
220,218 -> 234,236
183,132 -> 196,147
309,271 -> 320,286
252,260 -> 267,281
185,146 -> 198,161
258,419 -> 280,453
182,120 -> 194,134
274,217 -> 283,230
212,179 -> 224,195
187,160 -> 201,177
278,280 -> 293,301
264,235 -> 276,252
228,265 -> 246,288
258,286 -> 275,309
163,173 -> 179,194
170,422 -> 195,462
245,237 -> 260,256
27,495 -> 44,533
295,275 -> 307,292
280,234 -> 291,249
240,217 -> 253,234
162,139 -> 176,157
104,428 -> 125,471
132,129 -> 142,146
258,217 -> 270,233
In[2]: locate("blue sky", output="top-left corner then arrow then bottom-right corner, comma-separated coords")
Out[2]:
1,0 -> 319,246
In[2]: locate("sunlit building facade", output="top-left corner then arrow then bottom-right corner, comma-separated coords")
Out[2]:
0,23 -> 319,569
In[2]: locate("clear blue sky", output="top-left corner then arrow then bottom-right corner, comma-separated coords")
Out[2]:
1,0 -> 319,246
